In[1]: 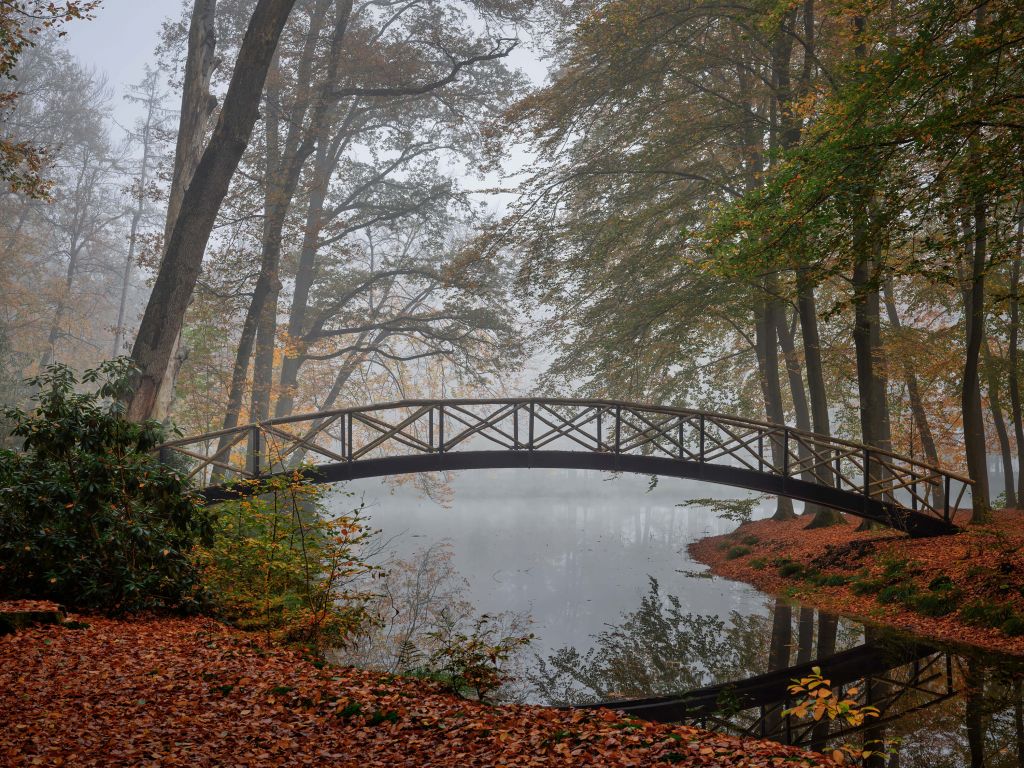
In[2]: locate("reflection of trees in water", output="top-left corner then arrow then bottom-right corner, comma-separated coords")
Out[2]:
528,577 -> 771,705
527,578 -> 1024,767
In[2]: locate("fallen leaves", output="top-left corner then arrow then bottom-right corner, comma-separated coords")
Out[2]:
690,509 -> 1024,657
0,611 -> 839,766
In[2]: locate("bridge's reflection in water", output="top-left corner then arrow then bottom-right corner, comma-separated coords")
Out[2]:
555,602 -> 1024,767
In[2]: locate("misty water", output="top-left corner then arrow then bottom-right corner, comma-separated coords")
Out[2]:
329,469 -> 1024,766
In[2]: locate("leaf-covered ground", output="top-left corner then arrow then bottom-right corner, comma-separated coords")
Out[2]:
0,609 -> 837,767
690,510 -> 1024,656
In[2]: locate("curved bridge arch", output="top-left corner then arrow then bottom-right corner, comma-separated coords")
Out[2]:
158,398 -> 969,537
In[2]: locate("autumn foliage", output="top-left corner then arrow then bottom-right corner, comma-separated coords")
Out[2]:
0,610 -> 839,767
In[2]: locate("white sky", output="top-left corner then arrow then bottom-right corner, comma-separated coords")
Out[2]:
64,0 -> 183,126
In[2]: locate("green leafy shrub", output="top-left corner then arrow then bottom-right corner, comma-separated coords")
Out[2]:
960,599 -> 1014,629
739,534 -> 760,546
194,476 -> 377,653
749,557 -> 768,570
0,360 -> 210,613
725,545 -> 751,560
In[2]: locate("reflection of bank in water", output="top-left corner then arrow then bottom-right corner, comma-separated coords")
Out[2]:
540,593 -> 1019,765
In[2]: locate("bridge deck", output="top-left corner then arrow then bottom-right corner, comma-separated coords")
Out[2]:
159,398 -> 970,537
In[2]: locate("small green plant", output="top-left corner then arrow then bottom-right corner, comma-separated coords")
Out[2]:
779,562 -> 806,578
877,583 -> 917,605
908,591 -> 961,617
1001,614 -> 1024,637
749,557 -> 768,570
851,577 -> 886,596
811,572 -> 851,587
740,534 -> 760,546
928,575 -> 954,592
194,475 -> 377,653
960,599 -> 1014,629
725,545 -> 752,560
427,613 -> 533,702
676,496 -> 764,525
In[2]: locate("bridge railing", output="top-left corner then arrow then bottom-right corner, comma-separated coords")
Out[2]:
158,398 -> 971,522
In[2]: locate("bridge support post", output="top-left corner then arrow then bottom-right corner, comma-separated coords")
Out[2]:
247,426 -> 261,477
439,406 -> 445,453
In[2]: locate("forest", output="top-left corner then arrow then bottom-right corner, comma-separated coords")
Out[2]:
2,0 -> 1024,766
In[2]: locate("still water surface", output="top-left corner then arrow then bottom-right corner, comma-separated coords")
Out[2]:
330,468 -> 1024,767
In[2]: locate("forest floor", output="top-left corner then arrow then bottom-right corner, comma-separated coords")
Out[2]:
690,509 -> 1024,657
0,605 -> 838,767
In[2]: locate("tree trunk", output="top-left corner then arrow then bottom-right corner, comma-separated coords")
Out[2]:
796,606 -> 814,664
127,0 -> 299,421
809,610 -> 838,751
982,340 -> 1015,507
796,271 -> 845,527
756,291 -> 796,520
776,306 -> 836,522
764,598 -> 793,739
148,0 -> 218,422
851,214 -> 893,529
274,138 -> 333,418
965,658 -> 987,768
1008,217 -> 1024,508
247,0 -> 350,425
964,198 -> 992,522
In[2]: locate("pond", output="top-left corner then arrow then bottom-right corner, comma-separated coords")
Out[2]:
328,468 -> 1024,767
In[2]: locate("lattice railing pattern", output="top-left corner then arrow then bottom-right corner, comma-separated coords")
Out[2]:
695,651 -> 957,748
158,398 -> 971,522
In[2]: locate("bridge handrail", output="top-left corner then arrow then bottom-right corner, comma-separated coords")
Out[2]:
159,396 -> 973,486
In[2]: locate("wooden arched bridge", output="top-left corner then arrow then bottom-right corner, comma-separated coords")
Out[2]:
158,398 -> 969,537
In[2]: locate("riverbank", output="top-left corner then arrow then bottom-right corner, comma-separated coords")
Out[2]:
0,606 -> 837,767
689,510 -> 1024,657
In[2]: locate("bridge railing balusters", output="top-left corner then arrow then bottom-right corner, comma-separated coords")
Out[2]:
157,398 -> 969,533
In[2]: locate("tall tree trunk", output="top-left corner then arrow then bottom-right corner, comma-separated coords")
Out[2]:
247,0 -> 349,425
850,14 -> 893,533
127,0 -> 299,421
982,341 -> 1015,507
777,307 -> 835,522
964,198 -> 992,522
852,221 -> 893,524
1008,216 -> 1024,508
796,270 -> 845,527
274,137 -> 333,419
149,0 -> 218,421
756,291 -> 795,520
962,1 -> 992,523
